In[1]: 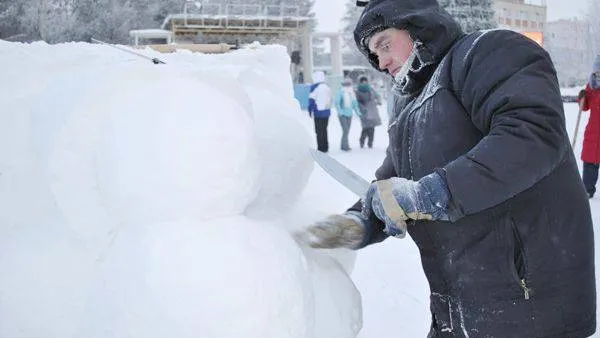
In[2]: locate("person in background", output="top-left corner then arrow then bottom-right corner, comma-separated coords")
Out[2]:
355,76 -> 382,148
334,78 -> 362,151
295,0 -> 596,336
579,55 -> 600,198
308,71 -> 332,152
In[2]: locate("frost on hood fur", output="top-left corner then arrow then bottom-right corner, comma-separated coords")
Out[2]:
353,0 -> 463,95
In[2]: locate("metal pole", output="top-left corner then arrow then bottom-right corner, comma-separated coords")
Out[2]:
572,99 -> 585,148
301,28 -> 313,83
330,35 -> 343,77
91,38 -> 166,64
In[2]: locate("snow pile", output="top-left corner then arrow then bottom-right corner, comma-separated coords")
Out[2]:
0,40 -> 361,338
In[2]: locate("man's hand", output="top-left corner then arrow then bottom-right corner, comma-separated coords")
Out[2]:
293,211 -> 366,249
362,172 -> 450,238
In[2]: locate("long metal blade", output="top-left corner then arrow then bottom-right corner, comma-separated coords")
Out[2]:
91,38 -> 166,64
310,149 -> 370,197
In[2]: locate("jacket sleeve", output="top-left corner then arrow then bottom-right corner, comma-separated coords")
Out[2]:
308,86 -> 317,116
444,30 -> 569,220
582,84 -> 591,111
307,98 -> 315,116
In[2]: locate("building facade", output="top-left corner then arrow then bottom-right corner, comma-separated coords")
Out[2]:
492,0 -> 594,86
493,0 -> 546,45
545,19 -> 593,86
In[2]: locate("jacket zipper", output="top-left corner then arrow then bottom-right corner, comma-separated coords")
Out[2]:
406,107 -> 419,180
520,279 -> 530,300
511,219 -> 530,300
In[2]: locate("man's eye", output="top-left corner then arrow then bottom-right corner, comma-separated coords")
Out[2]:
381,43 -> 390,52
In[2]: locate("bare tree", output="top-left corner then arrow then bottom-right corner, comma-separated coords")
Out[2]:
340,0 -> 369,68
0,0 -> 75,42
0,0 -> 315,44
438,0 -> 496,33
587,0 -> 600,62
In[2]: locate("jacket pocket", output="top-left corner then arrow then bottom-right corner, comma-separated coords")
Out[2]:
509,218 -> 531,300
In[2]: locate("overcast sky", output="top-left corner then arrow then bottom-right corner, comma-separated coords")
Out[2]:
314,0 -> 589,33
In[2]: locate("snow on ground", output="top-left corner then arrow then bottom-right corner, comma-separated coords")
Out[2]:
0,40 -> 360,338
0,38 -> 598,338
562,86 -> 586,96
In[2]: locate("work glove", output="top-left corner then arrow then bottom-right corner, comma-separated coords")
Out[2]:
293,210 -> 368,249
362,172 -> 450,238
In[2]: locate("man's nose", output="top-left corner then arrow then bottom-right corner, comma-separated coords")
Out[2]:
378,56 -> 390,72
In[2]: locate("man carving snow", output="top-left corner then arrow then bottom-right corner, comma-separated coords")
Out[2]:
296,0 -> 596,336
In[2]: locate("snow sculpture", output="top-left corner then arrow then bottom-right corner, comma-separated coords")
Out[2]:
0,41 -> 361,338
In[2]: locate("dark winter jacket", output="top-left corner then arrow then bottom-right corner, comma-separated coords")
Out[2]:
356,84 -> 382,128
350,0 -> 596,337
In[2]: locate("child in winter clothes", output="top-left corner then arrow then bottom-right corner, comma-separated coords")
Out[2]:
579,55 -> 600,198
334,78 -> 362,151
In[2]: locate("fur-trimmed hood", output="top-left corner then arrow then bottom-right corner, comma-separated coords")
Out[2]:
353,0 -> 463,94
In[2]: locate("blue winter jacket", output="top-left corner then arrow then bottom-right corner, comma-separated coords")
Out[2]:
334,88 -> 361,118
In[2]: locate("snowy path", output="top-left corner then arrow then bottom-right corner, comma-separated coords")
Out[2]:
295,101 -> 600,337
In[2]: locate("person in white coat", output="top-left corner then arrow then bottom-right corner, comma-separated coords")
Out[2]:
308,71 -> 332,152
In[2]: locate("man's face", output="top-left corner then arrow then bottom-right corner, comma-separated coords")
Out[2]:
367,28 -> 414,76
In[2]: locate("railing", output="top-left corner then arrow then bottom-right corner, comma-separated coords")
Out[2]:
179,4 -> 303,30
264,5 -> 300,17
185,4 -> 222,28
225,4 -> 261,28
